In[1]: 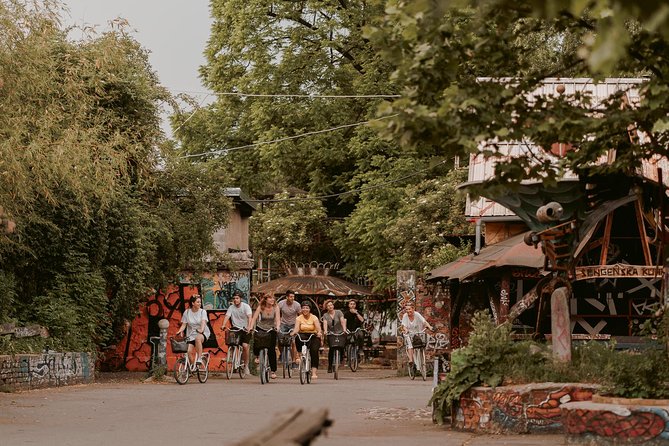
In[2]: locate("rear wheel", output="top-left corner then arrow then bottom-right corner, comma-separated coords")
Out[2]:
197,354 -> 209,383
175,357 -> 189,385
333,349 -> 340,380
225,347 -> 235,380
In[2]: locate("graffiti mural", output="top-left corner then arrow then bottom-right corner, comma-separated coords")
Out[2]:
102,270 -> 251,372
563,404 -> 669,443
0,352 -> 93,390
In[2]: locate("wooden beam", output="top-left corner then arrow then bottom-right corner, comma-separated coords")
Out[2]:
600,214 -> 613,265
635,198 -> 653,266
232,408 -> 332,446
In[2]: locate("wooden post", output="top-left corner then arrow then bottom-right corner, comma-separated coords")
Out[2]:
551,286 -> 572,362
232,408 -> 331,446
499,274 -> 510,323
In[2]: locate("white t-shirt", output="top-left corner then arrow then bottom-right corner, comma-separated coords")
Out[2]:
401,312 -> 428,333
181,308 -> 210,341
226,302 -> 252,329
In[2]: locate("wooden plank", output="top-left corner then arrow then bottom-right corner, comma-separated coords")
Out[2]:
232,408 -> 332,446
635,198 -> 652,265
599,214 -> 613,265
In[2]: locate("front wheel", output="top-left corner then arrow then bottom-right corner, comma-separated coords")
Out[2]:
197,354 -> 209,383
408,357 -> 415,380
174,357 -> 189,384
237,348 -> 245,379
299,355 -> 308,385
225,347 -> 235,380
348,344 -> 359,372
418,349 -> 427,381
282,347 -> 292,379
333,349 -> 340,380
259,349 -> 268,385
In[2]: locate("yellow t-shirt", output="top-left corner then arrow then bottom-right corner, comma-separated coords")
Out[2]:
296,314 -> 319,333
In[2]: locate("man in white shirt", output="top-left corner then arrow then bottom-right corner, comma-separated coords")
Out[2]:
279,290 -> 301,368
223,290 -> 253,375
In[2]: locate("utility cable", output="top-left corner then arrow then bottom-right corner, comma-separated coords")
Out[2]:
179,115 -> 398,159
169,88 -> 401,99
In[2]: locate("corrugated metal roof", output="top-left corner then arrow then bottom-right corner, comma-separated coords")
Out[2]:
427,232 -> 544,281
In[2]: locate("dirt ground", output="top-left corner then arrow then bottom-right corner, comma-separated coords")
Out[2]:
0,370 -> 566,445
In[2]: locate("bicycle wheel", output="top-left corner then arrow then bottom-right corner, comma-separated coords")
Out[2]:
333,349 -> 340,380
174,357 -> 189,385
197,354 -> 209,383
348,344 -> 359,372
259,349 -> 268,385
418,349 -> 427,381
408,356 -> 415,380
282,346 -> 292,379
237,348 -> 245,379
225,346 -> 235,379
299,354 -> 307,385
306,355 -> 312,384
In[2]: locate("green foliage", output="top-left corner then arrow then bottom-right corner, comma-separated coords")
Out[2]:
250,193 -> 332,267
431,311 -> 669,424
0,2 -> 233,353
368,1 -> 669,194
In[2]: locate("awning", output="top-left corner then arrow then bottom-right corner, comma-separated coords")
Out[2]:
426,231 -> 544,281
253,275 -> 373,297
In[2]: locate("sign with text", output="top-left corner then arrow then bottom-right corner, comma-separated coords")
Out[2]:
574,264 -> 662,281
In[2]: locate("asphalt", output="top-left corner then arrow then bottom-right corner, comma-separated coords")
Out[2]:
0,369 -> 567,445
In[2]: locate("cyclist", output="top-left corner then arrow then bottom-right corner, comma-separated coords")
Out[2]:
279,289 -> 301,369
175,294 -> 210,366
249,293 -> 280,379
400,302 -> 433,371
222,290 -> 252,375
344,299 -> 366,357
290,301 -> 322,380
322,299 -> 346,374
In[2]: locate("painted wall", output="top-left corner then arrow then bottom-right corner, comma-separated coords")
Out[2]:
453,383 -> 597,434
101,270 -> 252,372
0,352 -> 94,390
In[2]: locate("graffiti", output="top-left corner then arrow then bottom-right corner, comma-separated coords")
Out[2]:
632,298 -> 662,316
0,353 -> 93,390
526,386 -> 593,430
564,406 -> 669,442
210,271 -> 251,310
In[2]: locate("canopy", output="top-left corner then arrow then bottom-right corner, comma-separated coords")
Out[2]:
426,231 -> 544,281
253,274 -> 373,297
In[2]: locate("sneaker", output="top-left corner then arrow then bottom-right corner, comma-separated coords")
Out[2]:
244,366 -> 250,375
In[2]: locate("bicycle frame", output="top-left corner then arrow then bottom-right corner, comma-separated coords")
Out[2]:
254,327 -> 276,385
346,327 -> 365,372
279,329 -> 294,379
225,327 -> 246,380
405,329 -> 428,381
328,331 -> 345,380
174,349 -> 210,385
296,333 -> 315,385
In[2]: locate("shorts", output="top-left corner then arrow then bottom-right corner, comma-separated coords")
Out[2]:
233,328 -> 252,345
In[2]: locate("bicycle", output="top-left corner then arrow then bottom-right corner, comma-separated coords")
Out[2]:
253,327 -> 276,385
171,337 -> 210,385
345,327 -> 365,372
405,329 -> 428,381
225,327 -> 246,380
296,333 -> 316,385
327,331 -> 346,380
278,329 -> 294,379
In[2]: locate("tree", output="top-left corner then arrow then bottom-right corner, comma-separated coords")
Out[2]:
0,1 -> 232,351
366,1 -> 669,195
178,0 -> 472,289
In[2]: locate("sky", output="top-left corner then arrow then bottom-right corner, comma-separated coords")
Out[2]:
61,1 -> 214,138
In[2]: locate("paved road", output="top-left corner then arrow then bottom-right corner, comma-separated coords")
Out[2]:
0,369 -> 565,445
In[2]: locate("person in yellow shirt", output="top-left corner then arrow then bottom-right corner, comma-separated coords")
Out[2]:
291,301 -> 323,380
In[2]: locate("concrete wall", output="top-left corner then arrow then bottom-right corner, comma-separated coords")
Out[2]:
0,352 -> 94,390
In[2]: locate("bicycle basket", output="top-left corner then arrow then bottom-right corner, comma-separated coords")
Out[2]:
170,337 -> 188,353
278,332 -> 292,346
411,333 -> 427,348
328,333 -> 347,348
253,331 -> 274,349
347,330 -> 365,345
226,330 -> 241,346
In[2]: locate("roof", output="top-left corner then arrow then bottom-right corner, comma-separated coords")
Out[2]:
224,187 -> 257,216
253,275 -> 373,297
426,231 -> 544,281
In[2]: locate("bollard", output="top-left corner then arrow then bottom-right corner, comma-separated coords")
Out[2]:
158,319 -> 170,367
432,358 -> 439,389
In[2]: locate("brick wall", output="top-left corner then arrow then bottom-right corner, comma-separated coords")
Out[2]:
0,352 -> 94,390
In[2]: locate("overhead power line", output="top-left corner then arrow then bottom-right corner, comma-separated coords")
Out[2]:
179,115 -> 398,159
247,159 -> 451,204
169,88 -> 401,99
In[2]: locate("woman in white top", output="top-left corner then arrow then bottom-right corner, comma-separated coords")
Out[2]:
400,302 -> 433,368
176,295 -> 210,365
